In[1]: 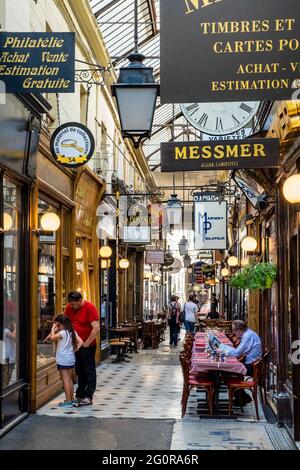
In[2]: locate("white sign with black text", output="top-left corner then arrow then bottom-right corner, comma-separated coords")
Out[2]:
194,201 -> 227,250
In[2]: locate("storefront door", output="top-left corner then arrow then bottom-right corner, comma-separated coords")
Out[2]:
0,175 -> 29,432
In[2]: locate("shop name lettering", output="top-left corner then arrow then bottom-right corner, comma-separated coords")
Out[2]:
183,1 -> 300,92
0,35 -> 71,89
184,0 -> 223,14
175,143 -> 266,161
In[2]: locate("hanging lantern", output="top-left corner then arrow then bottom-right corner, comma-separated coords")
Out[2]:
40,212 -> 60,231
166,194 -> 182,225
99,245 -> 113,258
3,212 -> 13,231
153,274 -> 160,282
178,236 -> 188,255
241,236 -> 257,252
119,258 -> 129,269
75,247 -> 83,260
221,267 -> 230,277
283,174 -> 300,203
227,256 -> 238,267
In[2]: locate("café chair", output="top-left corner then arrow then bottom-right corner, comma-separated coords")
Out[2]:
180,355 -> 215,417
224,358 -> 263,420
259,348 -> 270,404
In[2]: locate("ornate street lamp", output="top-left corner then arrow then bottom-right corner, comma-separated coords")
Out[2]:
111,52 -> 159,148
166,194 -> 183,225
179,236 -> 188,255
111,0 -> 159,148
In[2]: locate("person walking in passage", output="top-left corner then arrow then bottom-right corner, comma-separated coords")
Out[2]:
49,314 -> 83,407
65,291 -> 100,406
184,294 -> 198,334
168,295 -> 180,347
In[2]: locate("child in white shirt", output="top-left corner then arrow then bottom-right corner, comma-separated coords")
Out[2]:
49,314 -> 83,406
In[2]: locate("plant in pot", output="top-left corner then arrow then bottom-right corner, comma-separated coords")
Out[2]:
230,262 -> 277,291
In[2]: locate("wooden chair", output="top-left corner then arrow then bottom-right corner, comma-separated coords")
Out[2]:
259,348 -> 270,404
217,320 -> 232,334
224,358 -> 263,420
180,356 -> 215,417
109,339 -> 127,363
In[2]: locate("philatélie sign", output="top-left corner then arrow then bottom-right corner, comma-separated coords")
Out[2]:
0,32 -> 75,93
160,0 -> 300,103
50,122 -> 95,168
194,201 -> 227,250
161,138 -> 279,172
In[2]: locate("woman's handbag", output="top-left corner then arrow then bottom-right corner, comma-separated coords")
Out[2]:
179,305 -> 186,323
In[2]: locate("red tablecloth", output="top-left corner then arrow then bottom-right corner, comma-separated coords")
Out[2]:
191,332 -> 247,375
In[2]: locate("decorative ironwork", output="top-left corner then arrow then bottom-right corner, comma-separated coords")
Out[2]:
191,180 -> 236,204
75,60 -> 111,87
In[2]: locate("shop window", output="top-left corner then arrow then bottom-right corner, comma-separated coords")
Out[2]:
37,198 -> 57,367
2,177 -> 21,388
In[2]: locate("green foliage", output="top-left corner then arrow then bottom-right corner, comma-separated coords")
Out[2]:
229,262 -> 277,291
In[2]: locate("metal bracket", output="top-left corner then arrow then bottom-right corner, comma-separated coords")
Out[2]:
74,59 -> 111,87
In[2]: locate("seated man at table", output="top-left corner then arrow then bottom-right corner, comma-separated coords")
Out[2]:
218,320 -> 262,405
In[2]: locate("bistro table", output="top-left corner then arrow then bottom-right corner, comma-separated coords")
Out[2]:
109,326 -> 139,353
191,332 -> 247,415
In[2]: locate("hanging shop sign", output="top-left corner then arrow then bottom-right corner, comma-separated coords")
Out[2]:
161,139 -> 279,172
120,200 -> 151,244
232,170 -> 266,209
0,32 -> 75,93
160,0 -> 300,103
50,122 -> 95,168
194,201 -> 227,250
145,250 -> 165,264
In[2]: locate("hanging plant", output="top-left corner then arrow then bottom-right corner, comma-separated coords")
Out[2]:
230,262 -> 277,291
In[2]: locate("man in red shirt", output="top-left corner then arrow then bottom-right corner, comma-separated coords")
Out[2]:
65,291 -> 100,406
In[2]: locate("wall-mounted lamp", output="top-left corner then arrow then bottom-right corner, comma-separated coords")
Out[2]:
227,256 -> 238,267
75,247 -> 83,260
40,212 -> 61,232
241,236 -> 257,252
119,258 -> 129,269
99,245 -> 113,258
221,267 -> 230,277
3,212 -> 13,231
283,174 -> 300,205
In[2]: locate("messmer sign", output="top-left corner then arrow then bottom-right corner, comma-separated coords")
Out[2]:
161,139 -> 279,172
194,201 -> 227,250
50,122 -> 95,168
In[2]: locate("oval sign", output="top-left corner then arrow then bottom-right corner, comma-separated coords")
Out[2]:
50,122 -> 95,168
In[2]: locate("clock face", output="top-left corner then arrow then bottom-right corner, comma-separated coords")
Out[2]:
181,101 -> 260,136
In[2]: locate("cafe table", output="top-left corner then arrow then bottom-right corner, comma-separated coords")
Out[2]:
191,332 -> 247,415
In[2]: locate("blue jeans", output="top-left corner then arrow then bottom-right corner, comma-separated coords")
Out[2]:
184,320 -> 195,334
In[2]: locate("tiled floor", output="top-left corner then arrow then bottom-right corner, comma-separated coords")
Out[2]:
38,333 -> 264,422
36,331 -> 298,450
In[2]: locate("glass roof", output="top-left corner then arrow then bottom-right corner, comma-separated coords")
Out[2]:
88,1 -> 263,179
88,0 -> 183,170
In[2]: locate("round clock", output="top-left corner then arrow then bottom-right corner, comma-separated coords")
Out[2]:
181,101 -> 260,136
